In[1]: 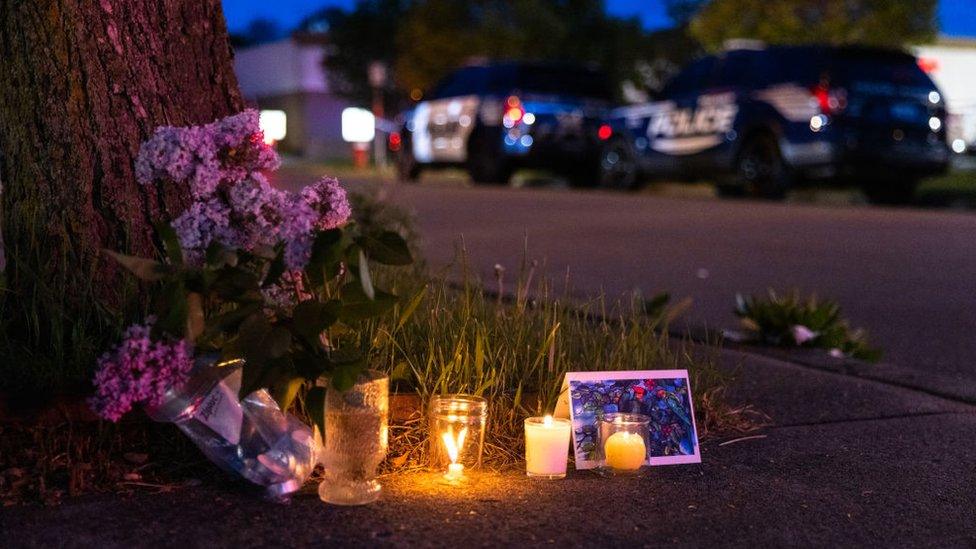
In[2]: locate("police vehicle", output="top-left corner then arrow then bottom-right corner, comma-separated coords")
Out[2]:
599,44 -> 950,203
394,62 -> 612,185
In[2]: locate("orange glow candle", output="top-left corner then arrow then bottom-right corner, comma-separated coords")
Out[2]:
603,431 -> 646,471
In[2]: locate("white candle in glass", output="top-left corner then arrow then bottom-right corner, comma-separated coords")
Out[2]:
524,415 -> 571,479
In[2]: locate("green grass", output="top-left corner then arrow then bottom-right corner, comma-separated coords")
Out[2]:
337,250 -> 759,470
0,199 -> 143,397
917,169 -> 976,206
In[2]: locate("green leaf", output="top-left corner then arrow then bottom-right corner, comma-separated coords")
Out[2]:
643,292 -> 670,318
337,282 -> 398,323
156,279 -> 188,337
272,376 -> 305,412
197,302 -> 263,344
292,300 -> 341,345
239,314 -> 292,364
330,358 -> 365,392
212,267 -> 262,302
205,242 -> 238,270
358,249 -> 375,300
355,231 -> 412,266
262,248 -> 287,288
293,350 -> 328,380
307,229 -> 345,285
156,222 -> 184,268
102,249 -> 169,281
390,361 -> 412,383
240,356 -> 293,400
396,287 -> 427,332
305,386 -> 327,441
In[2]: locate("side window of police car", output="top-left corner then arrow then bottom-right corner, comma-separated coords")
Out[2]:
430,67 -> 486,100
662,56 -> 717,101
713,51 -> 761,91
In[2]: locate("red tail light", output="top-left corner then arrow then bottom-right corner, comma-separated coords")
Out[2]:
388,131 -> 402,152
598,124 -> 613,140
918,57 -> 939,74
810,84 -> 845,115
503,96 -> 524,126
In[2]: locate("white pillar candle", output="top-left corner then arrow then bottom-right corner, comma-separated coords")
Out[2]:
524,415 -> 571,479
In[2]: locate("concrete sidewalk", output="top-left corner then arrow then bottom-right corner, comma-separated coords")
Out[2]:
3,349 -> 973,548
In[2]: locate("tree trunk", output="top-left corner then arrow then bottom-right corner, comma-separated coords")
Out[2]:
0,0 -> 243,391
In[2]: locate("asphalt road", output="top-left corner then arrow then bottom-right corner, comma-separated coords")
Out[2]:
317,174 -> 976,384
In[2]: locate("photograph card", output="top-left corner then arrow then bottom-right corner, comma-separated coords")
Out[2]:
556,370 -> 701,469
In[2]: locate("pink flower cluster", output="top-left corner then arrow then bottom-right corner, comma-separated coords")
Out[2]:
261,270 -> 314,312
136,111 -> 351,268
88,318 -> 193,422
136,109 -> 280,198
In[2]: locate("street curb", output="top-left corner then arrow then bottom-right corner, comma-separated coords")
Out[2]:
679,324 -> 976,405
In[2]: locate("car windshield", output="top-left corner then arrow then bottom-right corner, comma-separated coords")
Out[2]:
830,50 -> 934,88
511,66 -> 612,100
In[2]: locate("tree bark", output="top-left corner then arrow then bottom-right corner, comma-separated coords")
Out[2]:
0,0 -> 243,388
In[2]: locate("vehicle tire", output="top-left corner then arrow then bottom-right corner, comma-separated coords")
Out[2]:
397,148 -> 421,183
735,133 -> 791,200
467,133 -> 511,185
715,179 -> 747,197
598,138 -> 639,190
567,160 -> 601,188
863,178 -> 918,205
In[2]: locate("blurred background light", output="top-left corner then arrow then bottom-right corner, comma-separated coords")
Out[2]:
341,107 -> 375,143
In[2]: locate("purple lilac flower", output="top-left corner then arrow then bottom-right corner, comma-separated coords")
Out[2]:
171,198 -> 235,266
138,112 -> 353,271
135,110 -> 280,198
301,177 -> 351,230
89,318 -> 193,422
226,174 -> 288,251
261,270 -> 313,312
279,194 -> 318,270
135,126 -> 216,194
208,110 -> 280,176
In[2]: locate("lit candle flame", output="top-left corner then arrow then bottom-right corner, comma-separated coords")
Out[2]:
441,426 -> 468,480
543,414 -> 554,427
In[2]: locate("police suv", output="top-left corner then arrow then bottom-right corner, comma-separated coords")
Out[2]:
394,62 -> 612,185
599,44 -> 950,202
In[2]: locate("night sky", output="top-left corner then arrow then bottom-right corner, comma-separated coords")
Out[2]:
222,0 -> 976,38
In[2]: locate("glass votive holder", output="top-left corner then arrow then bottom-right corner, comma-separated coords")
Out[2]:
597,413 -> 650,476
524,415 -> 571,479
428,394 -> 487,481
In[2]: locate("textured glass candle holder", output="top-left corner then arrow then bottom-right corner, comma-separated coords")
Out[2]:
597,413 -> 651,476
318,370 -> 389,505
428,395 -> 487,480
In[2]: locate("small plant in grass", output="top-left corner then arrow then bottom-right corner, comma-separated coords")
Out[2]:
734,290 -> 881,362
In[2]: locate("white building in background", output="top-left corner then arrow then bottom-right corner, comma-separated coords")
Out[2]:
913,38 -> 976,153
234,34 -> 351,159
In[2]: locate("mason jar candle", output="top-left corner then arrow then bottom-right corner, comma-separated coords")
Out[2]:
598,413 -> 650,474
428,394 -> 487,480
524,415 -> 571,479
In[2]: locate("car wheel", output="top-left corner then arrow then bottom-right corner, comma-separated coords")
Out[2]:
863,178 -> 918,205
467,132 -> 511,185
736,133 -> 790,199
397,148 -> 421,183
715,181 -> 747,198
598,138 -> 638,190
